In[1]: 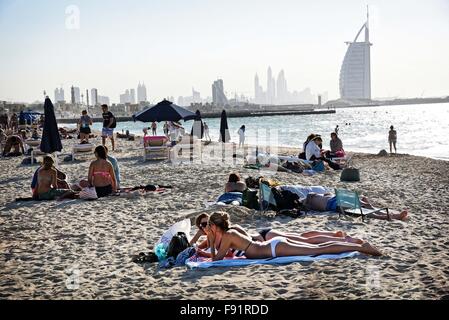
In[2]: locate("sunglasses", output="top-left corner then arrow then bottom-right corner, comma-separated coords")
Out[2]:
199,222 -> 208,229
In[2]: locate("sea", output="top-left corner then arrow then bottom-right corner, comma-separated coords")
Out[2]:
66,103 -> 449,160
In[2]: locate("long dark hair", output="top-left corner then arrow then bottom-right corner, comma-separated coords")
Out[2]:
95,145 -> 107,160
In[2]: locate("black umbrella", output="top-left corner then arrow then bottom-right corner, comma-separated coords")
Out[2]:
219,110 -> 231,143
40,97 -> 62,154
133,99 -> 196,123
191,110 -> 204,139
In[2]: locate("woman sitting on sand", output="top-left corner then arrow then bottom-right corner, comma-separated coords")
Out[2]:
203,212 -> 381,260
88,145 -> 117,198
191,213 -> 368,258
225,173 -> 247,193
36,156 -> 76,201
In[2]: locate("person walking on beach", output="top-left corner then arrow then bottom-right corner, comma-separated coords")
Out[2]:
389,125 -> 397,154
78,110 -> 93,143
101,105 -> 116,151
163,122 -> 169,138
238,125 -> 246,148
151,121 -> 157,136
204,122 -> 211,142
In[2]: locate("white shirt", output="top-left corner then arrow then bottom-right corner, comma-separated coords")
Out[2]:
305,141 -> 321,160
238,129 -> 245,139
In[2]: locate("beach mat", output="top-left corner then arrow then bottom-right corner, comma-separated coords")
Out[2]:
186,251 -> 359,269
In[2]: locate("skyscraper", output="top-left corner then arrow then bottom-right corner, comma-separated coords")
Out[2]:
254,74 -> 264,104
212,79 -> 228,106
276,70 -> 288,104
339,9 -> 372,100
137,82 -> 147,103
73,87 -> 81,104
266,67 -> 276,105
130,89 -> 136,104
71,86 -> 75,104
54,87 -> 65,103
91,88 -> 98,106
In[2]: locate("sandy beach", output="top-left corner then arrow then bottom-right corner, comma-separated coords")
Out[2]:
1,136 -> 449,300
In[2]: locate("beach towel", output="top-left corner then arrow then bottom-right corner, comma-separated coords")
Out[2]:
186,251 -> 359,269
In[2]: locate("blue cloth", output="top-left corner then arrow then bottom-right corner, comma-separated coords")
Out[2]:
186,252 -> 359,269
326,196 -> 338,211
107,155 -> 120,188
217,192 -> 243,205
159,247 -> 196,268
31,168 -> 39,189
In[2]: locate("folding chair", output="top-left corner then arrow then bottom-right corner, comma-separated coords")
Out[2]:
335,188 -> 390,222
258,180 -> 277,212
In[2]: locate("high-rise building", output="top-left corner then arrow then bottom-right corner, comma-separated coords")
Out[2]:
71,87 -> 81,104
212,79 -> 228,106
254,74 -> 265,104
86,90 -> 89,107
192,88 -> 201,103
91,88 -> 98,106
276,70 -> 288,104
98,96 -> 110,105
266,67 -> 276,105
54,87 -> 65,103
130,89 -> 136,104
137,82 -> 147,103
340,9 -> 372,100
71,86 -> 75,104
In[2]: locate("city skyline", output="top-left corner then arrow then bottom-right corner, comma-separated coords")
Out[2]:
1,0 -> 449,103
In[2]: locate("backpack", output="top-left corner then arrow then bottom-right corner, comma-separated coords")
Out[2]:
166,232 -> 190,259
242,188 -> 259,210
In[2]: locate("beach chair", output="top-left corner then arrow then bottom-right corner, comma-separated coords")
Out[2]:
335,188 -> 390,222
258,180 -> 277,212
72,143 -> 94,161
143,136 -> 170,161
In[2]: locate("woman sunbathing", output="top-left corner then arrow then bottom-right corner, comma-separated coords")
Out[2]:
204,212 -> 382,261
191,213 -> 368,258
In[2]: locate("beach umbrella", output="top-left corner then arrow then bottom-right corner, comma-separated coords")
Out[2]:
132,99 -> 196,123
190,110 -> 204,139
219,110 -> 231,143
40,97 -> 62,154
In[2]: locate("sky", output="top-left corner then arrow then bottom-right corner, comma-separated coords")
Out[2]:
0,0 -> 448,103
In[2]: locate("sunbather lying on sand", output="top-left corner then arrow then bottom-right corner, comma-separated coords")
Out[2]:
204,212 -> 382,260
190,213 -> 369,258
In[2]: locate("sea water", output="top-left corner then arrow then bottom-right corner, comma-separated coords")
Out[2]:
72,103 -> 449,160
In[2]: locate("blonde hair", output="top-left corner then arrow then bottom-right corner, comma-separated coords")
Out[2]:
209,211 -> 230,231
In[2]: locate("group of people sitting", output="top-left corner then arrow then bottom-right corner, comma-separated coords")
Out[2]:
299,133 -> 345,171
30,145 -> 120,201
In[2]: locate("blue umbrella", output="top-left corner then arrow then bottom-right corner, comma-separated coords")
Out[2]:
133,99 -> 196,123
40,97 -> 62,153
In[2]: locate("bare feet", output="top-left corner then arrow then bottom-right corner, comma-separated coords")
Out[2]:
345,236 -> 364,244
361,242 -> 382,256
398,210 -> 408,221
335,231 -> 346,238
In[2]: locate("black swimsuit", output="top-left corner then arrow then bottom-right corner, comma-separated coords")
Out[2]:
258,228 -> 272,241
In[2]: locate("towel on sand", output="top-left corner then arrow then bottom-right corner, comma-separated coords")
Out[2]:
186,251 -> 359,269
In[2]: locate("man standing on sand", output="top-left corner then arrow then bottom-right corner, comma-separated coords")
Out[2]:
151,121 -> 157,136
101,104 -> 116,151
389,125 -> 397,154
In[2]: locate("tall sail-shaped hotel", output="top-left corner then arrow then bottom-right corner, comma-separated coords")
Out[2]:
340,10 -> 372,100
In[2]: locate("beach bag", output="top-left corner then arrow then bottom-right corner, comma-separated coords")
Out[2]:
340,167 -> 360,182
271,188 -> 300,211
166,232 -> 190,259
79,187 -> 98,200
242,188 -> 259,209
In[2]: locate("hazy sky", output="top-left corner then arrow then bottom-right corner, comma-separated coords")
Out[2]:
1,0 -> 448,103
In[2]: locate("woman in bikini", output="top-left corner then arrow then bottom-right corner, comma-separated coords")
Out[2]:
191,213 -> 365,258
205,212 -> 382,261
88,145 -> 117,198
36,156 -> 75,201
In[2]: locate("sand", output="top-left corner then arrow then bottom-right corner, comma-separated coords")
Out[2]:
1,135 -> 449,300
